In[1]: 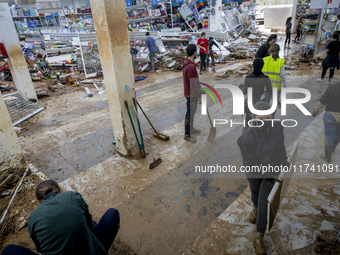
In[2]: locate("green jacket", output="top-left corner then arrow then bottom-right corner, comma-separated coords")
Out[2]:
28,191 -> 106,255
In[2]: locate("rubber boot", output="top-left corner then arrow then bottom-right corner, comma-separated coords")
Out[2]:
320,146 -> 332,163
253,232 -> 266,255
249,205 -> 258,224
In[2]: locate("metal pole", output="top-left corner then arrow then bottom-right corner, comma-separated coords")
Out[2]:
0,166 -> 30,225
171,0 -> 173,28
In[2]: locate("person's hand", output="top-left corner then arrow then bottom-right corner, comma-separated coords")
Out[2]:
198,98 -> 202,105
312,109 -> 318,117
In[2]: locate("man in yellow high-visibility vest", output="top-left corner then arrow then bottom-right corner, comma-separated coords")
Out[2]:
262,44 -> 286,110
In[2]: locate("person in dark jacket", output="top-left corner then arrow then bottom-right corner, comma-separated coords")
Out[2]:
255,34 -> 277,59
207,37 -> 221,67
1,180 -> 120,255
242,58 -> 272,133
237,101 -> 288,255
182,44 -> 202,143
317,33 -> 340,85
285,17 -> 292,49
312,82 -> 340,163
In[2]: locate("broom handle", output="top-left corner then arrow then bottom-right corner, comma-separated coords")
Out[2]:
207,107 -> 213,127
133,98 -> 159,136
125,85 -> 155,161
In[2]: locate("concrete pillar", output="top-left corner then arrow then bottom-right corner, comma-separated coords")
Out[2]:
0,93 -> 25,169
89,0 -> 139,156
291,0 -> 298,32
0,3 -> 37,101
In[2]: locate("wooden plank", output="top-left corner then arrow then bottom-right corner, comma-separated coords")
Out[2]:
267,142 -> 298,232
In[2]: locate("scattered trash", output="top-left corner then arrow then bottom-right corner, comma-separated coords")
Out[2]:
135,76 -> 147,82
80,95 -> 87,99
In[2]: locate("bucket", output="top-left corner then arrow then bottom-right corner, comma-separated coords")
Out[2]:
326,32 -> 331,38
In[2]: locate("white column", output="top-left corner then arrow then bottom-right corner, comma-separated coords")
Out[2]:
89,0 -> 140,156
291,0 -> 298,31
210,0 -> 222,31
0,93 -> 25,168
0,3 -> 37,101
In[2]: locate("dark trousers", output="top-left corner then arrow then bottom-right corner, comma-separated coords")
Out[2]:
285,32 -> 291,45
206,51 -> 215,67
200,53 -> 207,71
322,66 -> 335,80
1,208 -> 120,255
295,30 -> 301,41
247,178 -> 275,234
185,97 -> 198,136
323,111 -> 340,148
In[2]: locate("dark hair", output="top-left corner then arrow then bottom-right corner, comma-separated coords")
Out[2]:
253,101 -> 271,117
209,37 -> 213,40
269,43 -> 280,61
145,32 -> 150,36
265,34 -> 278,48
332,33 -> 339,41
338,15 -> 340,19
186,44 -> 197,57
37,54 -> 42,58
285,17 -> 292,26
201,32 -> 206,37
36,180 -> 60,201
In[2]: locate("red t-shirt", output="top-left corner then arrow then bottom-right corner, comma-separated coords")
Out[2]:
197,38 -> 208,54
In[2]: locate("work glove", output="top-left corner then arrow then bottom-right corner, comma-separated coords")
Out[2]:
312,109 -> 318,117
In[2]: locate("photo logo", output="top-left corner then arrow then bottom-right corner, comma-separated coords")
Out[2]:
200,84 -> 312,128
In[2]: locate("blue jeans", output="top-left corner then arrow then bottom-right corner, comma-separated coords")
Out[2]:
323,111 -> 340,148
247,178 -> 275,234
1,208 -> 120,255
149,52 -> 155,71
185,97 -> 198,136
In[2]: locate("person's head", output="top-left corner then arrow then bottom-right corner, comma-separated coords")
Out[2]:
266,34 -> 278,47
337,15 -> 340,20
37,53 -> 43,60
201,32 -> 206,39
145,32 -> 150,37
269,43 -> 280,61
209,37 -> 213,41
286,17 -> 292,25
186,44 -> 197,58
253,57 -> 264,75
332,33 -> 339,41
36,180 -> 61,202
252,101 -> 272,129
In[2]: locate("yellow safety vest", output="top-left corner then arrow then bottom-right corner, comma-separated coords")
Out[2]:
262,56 -> 285,90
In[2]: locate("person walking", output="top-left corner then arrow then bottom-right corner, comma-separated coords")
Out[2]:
285,17 -> 292,49
312,82 -> 340,163
242,58 -> 272,133
317,33 -> 340,85
255,34 -> 277,59
197,32 -> 208,74
182,44 -> 202,143
237,101 -> 289,255
294,19 -> 303,42
262,43 -> 286,109
1,180 -> 120,255
335,15 -> 340,35
143,32 -> 158,72
206,37 -> 221,68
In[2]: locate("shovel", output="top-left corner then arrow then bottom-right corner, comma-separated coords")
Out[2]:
207,108 -> 216,143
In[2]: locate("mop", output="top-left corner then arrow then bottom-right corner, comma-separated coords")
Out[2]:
125,85 -> 162,169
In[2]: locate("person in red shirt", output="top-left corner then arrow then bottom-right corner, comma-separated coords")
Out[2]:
197,32 -> 208,74
182,44 -> 202,143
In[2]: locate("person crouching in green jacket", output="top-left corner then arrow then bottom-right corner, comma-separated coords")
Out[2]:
1,180 -> 120,255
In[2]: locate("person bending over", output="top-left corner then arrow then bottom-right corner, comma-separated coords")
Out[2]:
255,34 -> 277,59
1,180 -> 120,255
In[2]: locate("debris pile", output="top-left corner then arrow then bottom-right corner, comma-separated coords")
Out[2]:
0,164 -> 46,249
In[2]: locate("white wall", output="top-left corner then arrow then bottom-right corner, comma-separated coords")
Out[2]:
264,5 -> 293,31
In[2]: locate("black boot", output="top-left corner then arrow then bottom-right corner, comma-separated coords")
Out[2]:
320,146 -> 332,163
